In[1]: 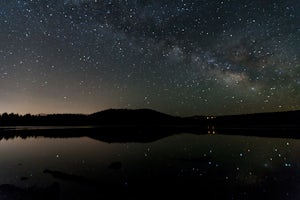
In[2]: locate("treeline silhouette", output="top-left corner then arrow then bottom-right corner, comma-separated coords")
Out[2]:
213,110 -> 300,128
0,113 -> 88,126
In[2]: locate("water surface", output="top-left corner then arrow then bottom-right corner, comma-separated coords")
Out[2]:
0,128 -> 299,199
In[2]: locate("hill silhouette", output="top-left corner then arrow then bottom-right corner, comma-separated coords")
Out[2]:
0,108 -> 206,127
89,108 -> 181,125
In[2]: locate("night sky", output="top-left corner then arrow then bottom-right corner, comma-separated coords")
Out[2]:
0,0 -> 299,116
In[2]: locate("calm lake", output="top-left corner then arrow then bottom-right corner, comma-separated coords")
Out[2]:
0,127 -> 299,199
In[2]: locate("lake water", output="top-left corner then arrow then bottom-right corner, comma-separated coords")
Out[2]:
0,128 -> 299,199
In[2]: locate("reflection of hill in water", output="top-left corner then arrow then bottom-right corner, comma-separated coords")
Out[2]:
1,125 -> 300,143
0,127 -> 206,143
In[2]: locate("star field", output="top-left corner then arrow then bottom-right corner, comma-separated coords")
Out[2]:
0,0 -> 299,116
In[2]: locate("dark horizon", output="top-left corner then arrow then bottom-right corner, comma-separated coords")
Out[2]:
1,108 -> 299,130
1,107 -> 300,140
1,107 -> 300,118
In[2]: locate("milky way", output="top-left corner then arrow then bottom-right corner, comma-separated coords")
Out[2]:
0,0 -> 299,116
